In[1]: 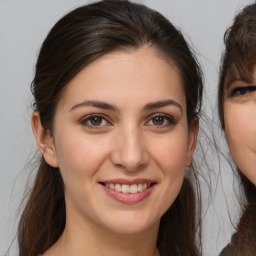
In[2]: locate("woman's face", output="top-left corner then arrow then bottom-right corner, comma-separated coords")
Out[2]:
223,65 -> 256,185
43,47 -> 198,235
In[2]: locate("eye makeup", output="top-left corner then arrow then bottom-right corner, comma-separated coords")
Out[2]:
230,85 -> 256,97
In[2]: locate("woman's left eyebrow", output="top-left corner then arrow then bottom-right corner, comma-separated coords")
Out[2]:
143,99 -> 182,113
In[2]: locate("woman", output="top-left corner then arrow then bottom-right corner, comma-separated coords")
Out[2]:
218,3 -> 256,256
17,0 -> 204,255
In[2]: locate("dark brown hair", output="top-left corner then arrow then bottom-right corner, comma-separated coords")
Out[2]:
18,1 -> 203,255
218,3 -> 256,255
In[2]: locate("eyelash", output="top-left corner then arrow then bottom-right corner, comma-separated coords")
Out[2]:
80,113 -> 176,128
145,113 -> 176,127
80,114 -> 110,128
231,85 -> 256,97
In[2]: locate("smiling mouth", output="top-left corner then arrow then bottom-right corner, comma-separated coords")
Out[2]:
100,183 -> 155,194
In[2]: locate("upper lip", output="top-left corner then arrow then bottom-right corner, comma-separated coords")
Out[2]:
99,178 -> 157,185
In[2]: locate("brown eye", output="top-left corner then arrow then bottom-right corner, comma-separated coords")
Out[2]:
89,116 -> 103,126
81,114 -> 109,127
152,116 -> 165,125
239,88 -> 250,95
231,85 -> 256,96
146,114 -> 176,127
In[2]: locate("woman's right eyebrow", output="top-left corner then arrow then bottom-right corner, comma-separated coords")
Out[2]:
70,100 -> 118,112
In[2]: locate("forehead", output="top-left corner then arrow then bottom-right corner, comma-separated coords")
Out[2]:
224,65 -> 241,88
58,46 -> 185,109
224,64 -> 256,89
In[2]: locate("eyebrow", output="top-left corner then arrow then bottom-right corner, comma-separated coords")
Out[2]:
143,99 -> 182,113
70,100 -> 118,112
70,99 -> 182,113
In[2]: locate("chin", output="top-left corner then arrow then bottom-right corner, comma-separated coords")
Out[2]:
100,213 -> 159,235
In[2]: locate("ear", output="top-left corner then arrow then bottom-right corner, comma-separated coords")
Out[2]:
31,111 -> 59,168
185,117 -> 199,167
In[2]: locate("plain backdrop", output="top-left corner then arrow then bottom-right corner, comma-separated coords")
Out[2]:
0,0 -> 254,255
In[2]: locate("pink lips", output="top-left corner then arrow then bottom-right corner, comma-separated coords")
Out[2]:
99,179 -> 156,204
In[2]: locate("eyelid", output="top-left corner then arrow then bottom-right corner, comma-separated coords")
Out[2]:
145,113 -> 177,126
80,113 -> 112,127
230,85 -> 256,97
80,112 -> 177,130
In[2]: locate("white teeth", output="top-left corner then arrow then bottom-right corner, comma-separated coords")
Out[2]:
122,184 -> 130,193
129,184 -> 138,194
105,183 -> 151,193
115,184 -> 122,192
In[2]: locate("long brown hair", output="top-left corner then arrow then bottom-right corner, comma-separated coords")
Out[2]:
18,1 -> 203,255
218,3 -> 256,255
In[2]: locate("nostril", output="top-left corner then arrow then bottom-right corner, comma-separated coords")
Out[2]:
109,138 -> 149,171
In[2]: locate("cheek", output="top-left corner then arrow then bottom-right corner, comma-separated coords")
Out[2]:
150,132 -> 187,209
224,102 -> 256,184
54,130 -> 110,179
54,131 -> 112,208
224,104 -> 256,148
149,130 -> 189,175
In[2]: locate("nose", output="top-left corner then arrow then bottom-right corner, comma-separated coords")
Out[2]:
110,127 -> 149,171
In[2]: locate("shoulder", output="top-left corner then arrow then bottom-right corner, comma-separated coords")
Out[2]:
219,244 -> 237,256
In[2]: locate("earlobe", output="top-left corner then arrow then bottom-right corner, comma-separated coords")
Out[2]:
185,117 -> 199,167
31,111 -> 59,168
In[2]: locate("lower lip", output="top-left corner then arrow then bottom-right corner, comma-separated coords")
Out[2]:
101,185 -> 155,204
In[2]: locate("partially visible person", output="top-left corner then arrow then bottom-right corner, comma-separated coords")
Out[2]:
16,1 -> 205,256
218,3 -> 256,256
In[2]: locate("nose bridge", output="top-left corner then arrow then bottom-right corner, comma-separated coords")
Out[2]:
111,123 -> 148,170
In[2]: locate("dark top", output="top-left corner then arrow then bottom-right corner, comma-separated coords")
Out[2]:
219,244 -> 237,256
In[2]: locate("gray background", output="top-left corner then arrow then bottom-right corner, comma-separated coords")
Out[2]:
0,0 -> 253,255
